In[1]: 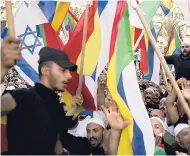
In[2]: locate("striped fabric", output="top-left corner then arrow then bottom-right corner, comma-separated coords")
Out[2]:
160,0 -> 174,15
38,1 -> 70,32
107,1 -> 154,155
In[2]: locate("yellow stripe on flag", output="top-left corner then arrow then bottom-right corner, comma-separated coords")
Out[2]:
130,25 -> 135,50
51,2 -> 70,32
76,10 -> 101,76
62,91 -> 85,118
107,49 -> 134,155
167,39 -> 175,56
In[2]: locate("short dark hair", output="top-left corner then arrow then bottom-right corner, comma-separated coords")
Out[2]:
38,61 -> 53,78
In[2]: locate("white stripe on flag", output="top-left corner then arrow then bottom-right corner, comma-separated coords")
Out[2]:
122,61 -> 155,155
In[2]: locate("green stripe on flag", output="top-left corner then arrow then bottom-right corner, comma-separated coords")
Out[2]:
116,3 -> 134,85
174,27 -> 181,49
39,24 -> 47,46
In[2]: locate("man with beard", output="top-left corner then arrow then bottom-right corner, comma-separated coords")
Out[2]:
164,42 -> 190,80
144,88 -> 159,114
150,117 -> 175,155
174,124 -> 190,154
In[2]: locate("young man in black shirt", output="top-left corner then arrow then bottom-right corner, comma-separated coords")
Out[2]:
1,37 -> 130,155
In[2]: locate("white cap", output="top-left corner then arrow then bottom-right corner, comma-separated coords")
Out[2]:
150,117 -> 165,129
87,117 -> 106,129
93,111 -> 108,127
174,123 -> 189,137
145,88 -> 155,94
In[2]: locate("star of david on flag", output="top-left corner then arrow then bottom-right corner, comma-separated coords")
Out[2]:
18,25 -> 42,54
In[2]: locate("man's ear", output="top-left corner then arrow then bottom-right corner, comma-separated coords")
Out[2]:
41,66 -> 49,76
176,136 -> 184,148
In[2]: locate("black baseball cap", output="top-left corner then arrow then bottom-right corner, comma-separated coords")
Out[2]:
38,47 -> 77,72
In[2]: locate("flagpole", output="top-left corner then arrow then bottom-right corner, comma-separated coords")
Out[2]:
5,1 -> 15,37
77,4 -> 90,95
135,6 -> 190,119
133,29 -> 145,52
156,23 -> 168,85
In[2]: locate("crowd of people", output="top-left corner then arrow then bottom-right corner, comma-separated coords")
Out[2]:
1,36 -> 190,155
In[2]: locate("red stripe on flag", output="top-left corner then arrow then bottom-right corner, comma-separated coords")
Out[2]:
109,1 -> 127,62
167,27 -> 174,49
64,2 -> 97,63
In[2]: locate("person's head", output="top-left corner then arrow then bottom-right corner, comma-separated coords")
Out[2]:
150,117 -> 165,137
86,118 -> 105,147
38,47 -> 77,92
144,88 -> 154,104
150,109 -> 165,121
181,42 -> 190,58
175,124 -> 190,149
159,98 -> 167,113
153,89 -> 160,104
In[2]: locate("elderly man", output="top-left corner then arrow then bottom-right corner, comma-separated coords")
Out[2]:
150,117 -> 175,155
164,41 -> 190,80
174,124 -> 190,154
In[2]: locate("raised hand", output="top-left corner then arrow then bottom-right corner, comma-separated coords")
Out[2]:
98,72 -> 107,88
1,37 -> 21,81
177,78 -> 187,90
182,81 -> 190,101
102,100 -> 130,131
72,94 -> 83,109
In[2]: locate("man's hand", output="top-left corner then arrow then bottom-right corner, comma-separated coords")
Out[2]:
182,81 -> 190,102
98,73 -> 107,88
102,101 -> 130,131
177,78 -> 187,90
1,37 -> 21,81
72,94 -> 83,109
65,94 -> 83,116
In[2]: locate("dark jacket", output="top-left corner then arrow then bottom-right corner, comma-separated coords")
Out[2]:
164,55 -> 190,80
6,83 -> 105,155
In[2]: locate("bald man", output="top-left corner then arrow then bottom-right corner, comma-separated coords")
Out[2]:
164,42 -> 190,80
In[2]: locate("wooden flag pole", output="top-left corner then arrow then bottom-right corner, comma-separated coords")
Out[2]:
156,24 -> 168,85
77,4 -> 90,95
135,6 -> 190,119
5,1 -> 15,37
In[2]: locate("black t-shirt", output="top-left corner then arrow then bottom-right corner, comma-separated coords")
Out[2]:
5,83 -> 105,155
165,55 -> 190,80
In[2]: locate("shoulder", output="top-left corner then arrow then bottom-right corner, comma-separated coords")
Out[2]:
4,87 -> 37,107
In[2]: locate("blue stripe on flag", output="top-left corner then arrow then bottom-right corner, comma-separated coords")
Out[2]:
117,74 -> 146,155
144,27 -> 157,80
38,1 -> 57,22
17,57 -> 39,83
160,4 -> 170,15
98,0 -> 108,16
1,28 -> 8,38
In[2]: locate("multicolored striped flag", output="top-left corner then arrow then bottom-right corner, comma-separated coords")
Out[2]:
107,1 -> 154,155
160,0 -> 174,15
166,26 -> 182,56
38,1 -> 70,32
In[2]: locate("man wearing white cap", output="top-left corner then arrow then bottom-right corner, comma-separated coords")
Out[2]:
144,88 -> 159,114
59,100 -> 130,155
150,117 -> 176,155
164,41 -> 190,80
174,123 -> 190,154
